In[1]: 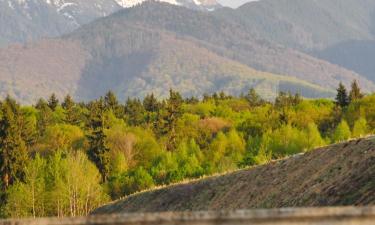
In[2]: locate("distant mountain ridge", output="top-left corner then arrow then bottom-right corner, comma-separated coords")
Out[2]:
0,0 -> 220,46
0,1 -> 374,103
114,0 -> 220,9
0,0 -> 121,46
0,2 -> 371,103
215,0 -> 375,51
214,0 -> 375,82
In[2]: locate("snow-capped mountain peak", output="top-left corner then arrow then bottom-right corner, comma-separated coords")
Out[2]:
114,0 -> 220,9
0,0 -> 220,46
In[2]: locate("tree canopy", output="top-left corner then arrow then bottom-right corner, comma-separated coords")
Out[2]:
0,81 -> 373,218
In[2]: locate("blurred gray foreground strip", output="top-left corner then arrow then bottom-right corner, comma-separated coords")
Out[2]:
1,206 -> 375,225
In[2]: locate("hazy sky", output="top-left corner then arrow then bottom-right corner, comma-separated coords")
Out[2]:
217,0 -> 258,8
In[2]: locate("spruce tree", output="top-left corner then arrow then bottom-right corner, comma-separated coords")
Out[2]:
349,80 -> 363,103
62,95 -> 80,125
35,98 -> 53,136
245,88 -> 264,107
61,95 -> 74,111
48,94 -> 59,111
125,98 -> 145,126
104,91 -> 123,118
335,82 -> 349,108
143,93 -> 160,112
165,90 -> 183,151
0,96 -> 28,190
104,91 -> 118,111
87,99 -> 110,182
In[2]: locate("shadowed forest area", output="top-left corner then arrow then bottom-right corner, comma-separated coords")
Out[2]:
0,80 -> 373,218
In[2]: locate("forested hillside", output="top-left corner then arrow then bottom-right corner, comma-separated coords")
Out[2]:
0,0 -> 121,47
214,0 -> 375,82
0,81 -> 373,218
215,0 -> 375,51
0,2 -> 371,103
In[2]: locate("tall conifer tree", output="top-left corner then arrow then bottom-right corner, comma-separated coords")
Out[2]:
47,94 -> 59,111
87,99 -> 110,182
349,80 -> 363,103
335,82 -> 349,108
0,96 -> 28,190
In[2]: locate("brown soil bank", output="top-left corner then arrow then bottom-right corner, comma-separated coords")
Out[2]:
93,137 -> 375,214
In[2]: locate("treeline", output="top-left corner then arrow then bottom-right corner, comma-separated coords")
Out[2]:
0,80 -> 373,218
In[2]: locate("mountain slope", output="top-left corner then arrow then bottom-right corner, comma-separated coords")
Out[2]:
0,21 -> 333,103
215,0 -> 375,51
315,40 -> 375,83
0,0 -> 121,46
114,0 -> 220,10
70,2 -> 374,91
92,137 -> 375,214
214,0 -> 375,83
0,2 -> 372,103
0,0 -> 220,47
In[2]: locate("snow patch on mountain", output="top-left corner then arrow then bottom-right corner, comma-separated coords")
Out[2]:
114,0 -> 219,8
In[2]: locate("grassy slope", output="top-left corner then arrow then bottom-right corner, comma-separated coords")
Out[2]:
93,137 -> 375,214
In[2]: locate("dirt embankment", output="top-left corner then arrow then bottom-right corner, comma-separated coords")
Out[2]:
93,137 -> 375,214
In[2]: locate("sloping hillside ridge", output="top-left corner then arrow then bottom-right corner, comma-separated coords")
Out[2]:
213,0 -> 375,83
0,19 -> 334,103
93,136 -> 375,214
88,2 -> 373,92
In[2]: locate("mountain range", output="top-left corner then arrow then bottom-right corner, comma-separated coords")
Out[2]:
0,0 -> 374,103
0,0 -> 220,46
215,0 -> 375,83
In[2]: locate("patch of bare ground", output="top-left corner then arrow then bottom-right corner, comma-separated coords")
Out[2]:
92,137 -> 375,214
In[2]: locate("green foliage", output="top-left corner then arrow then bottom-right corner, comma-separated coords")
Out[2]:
174,139 -> 204,178
5,155 -> 46,218
0,97 -> 28,189
61,95 -> 82,126
349,80 -> 364,103
205,130 -> 245,173
0,84 -> 374,218
268,124 -> 306,157
39,124 -> 85,154
20,107 -> 38,147
245,88 -> 265,107
336,82 -> 349,108
47,94 -> 59,111
352,118 -> 368,138
253,133 -> 273,165
125,98 -> 145,126
333,120 -> 352,142
5,152 -> 108,218
304,122 -> 325,151
143,93 -> 160,112
87,99 -> 110,182
35,98 -> 54,136
111,167 -> 155,197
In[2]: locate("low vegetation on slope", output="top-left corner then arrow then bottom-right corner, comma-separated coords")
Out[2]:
93,137 -> 375,214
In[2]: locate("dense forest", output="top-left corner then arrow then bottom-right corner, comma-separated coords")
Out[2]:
0,80 -> 372,218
